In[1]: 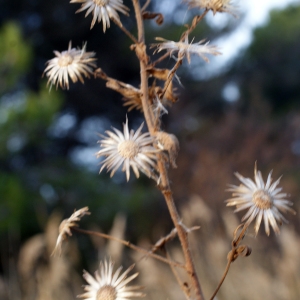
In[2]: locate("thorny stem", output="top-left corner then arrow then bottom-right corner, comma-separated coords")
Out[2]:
152,10 -> 208,67
72,227 -> 185,269
132,0 -> 205,299
210,224 -> 249,300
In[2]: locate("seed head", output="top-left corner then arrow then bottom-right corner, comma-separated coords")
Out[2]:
96,117 -> 159,181
78,259 -> 145,300
70,0 -> 129,31
226,164 -> 296,236
44,42 -> 96,90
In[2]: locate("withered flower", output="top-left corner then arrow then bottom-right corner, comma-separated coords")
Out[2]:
226,164 -> 296,236
96,118 -> 159,181
44,42 -> 96,90
78,259 -> 145,300
70,0 -> 129,31
52,207 -> 90,256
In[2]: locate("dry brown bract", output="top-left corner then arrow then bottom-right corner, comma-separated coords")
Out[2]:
51,207 -> 90,256
226,164 -> 296,236
44,42 -> 96,90
155,132 -> 179,168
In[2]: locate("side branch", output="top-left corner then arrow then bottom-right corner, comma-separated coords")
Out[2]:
160,58 -> 183,101
72,227 -> 185,269
113,19 -> 139,43
94,68 -> 141,99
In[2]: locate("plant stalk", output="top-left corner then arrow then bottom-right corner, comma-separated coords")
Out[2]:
132,1 -> 205,299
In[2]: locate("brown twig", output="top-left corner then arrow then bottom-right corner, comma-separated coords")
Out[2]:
94,68 -> 141,99
72,227 -> 185,269
141,0 -> 151,12
166,250 -> 191,300
209,224 -> 250,300
160,57 -> 182,100
184,10 -> 208,38
113,19 -> 139,44
209,258 -> 232,300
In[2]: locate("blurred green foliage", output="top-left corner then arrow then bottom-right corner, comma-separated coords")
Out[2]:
0,22 -> 64,236
0,22 -> 32,94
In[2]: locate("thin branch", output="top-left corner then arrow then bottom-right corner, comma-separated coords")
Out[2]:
184,10 -> 208,38
232,223 -> 248,247
151,51 -> 170,67
142,228 -> 178,257
166,251 -> 191,300
113,19 -> 139,44
94,68 -> 141,99
209,259 -> 232,300
209,224 -> 250,300
141,0 -> 151,12
72,227 -> 185,269
160,57 -> 182,100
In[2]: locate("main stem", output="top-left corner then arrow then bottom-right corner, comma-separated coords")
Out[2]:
132,1 -> 205,299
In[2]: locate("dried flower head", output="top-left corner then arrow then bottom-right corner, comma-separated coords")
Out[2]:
70,0 -> 129,31
155,132 -> 179,168
96,118 -> 159,181
184,0 -> 237,16
78,259 -> 145,300
153,35 -> 221,64
52,207 -> 90,256
226,164 -> 296,236
44,42 -> 96,90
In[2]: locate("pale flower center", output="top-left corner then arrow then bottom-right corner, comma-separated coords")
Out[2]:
96,285 -> 117,300
58,53 -> 74,67
94,0 -> 109,6
252,190 -> 273,210
118,140 -> 139,159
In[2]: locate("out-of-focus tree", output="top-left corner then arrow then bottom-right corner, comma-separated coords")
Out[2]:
233,4 -> 300,114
